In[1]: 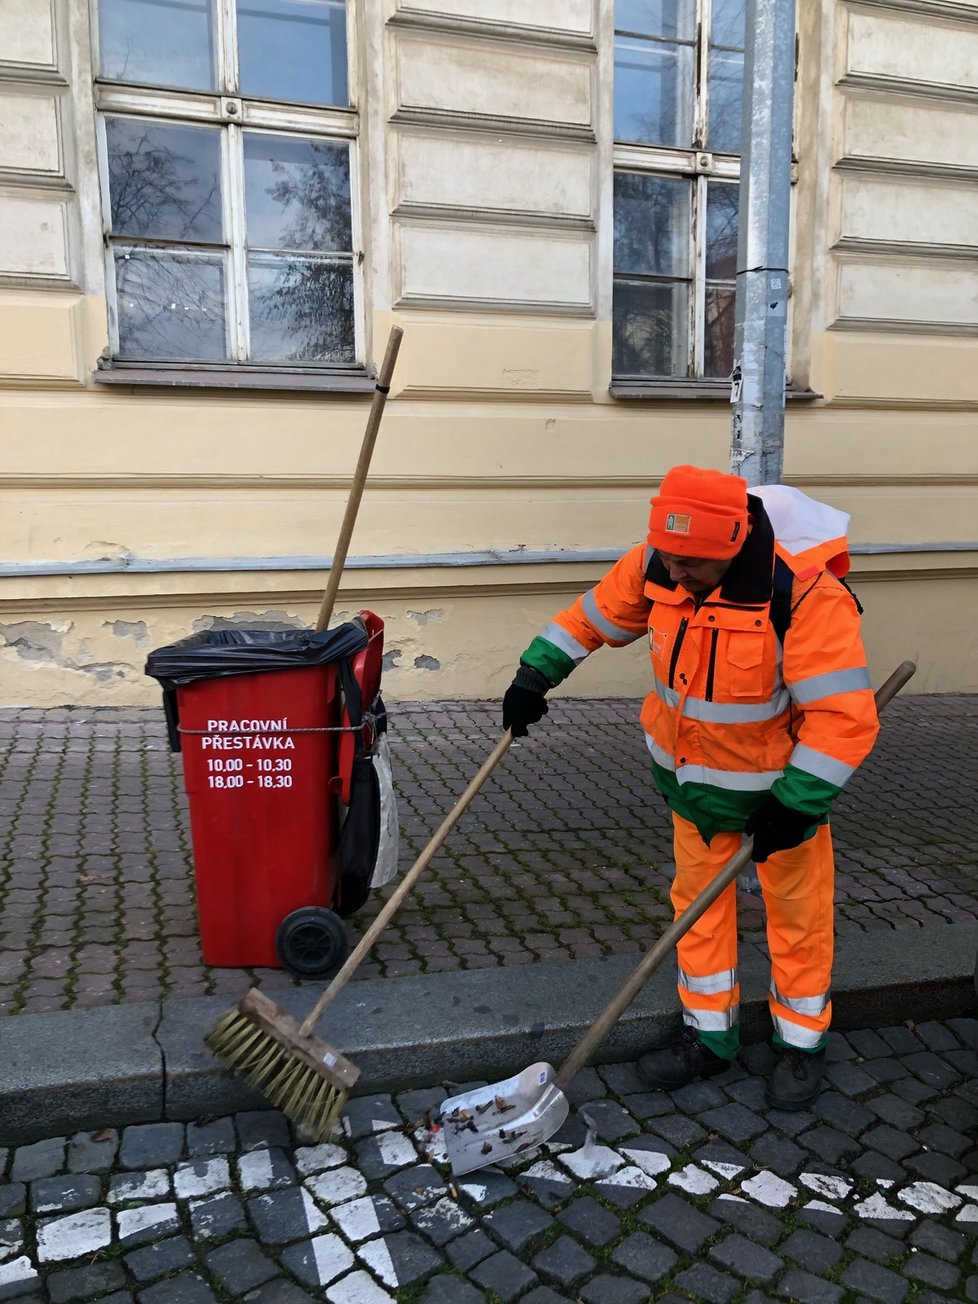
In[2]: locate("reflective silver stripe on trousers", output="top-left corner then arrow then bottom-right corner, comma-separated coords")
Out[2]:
789,743 -> 855,787
582,589 -> 645,644
682,1006 -> 739,1032
770,982 -> 831,1016
644,734 -> 784,790
789,666 -> 873,705
772,1015 -> 826,1049
539,621 -> 590,664
678,966 -> 738,995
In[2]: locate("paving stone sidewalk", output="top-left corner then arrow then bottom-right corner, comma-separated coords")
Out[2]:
3,1017 -> 978,1303
1,694 -> 976,1016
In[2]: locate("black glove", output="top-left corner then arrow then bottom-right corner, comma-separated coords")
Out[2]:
502,665 -> 550,737
745,795 -> 817,863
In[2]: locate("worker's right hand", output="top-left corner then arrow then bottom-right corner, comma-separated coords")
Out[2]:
502,665 -> 550,737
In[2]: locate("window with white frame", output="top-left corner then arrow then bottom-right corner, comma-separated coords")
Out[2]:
613,0 -> 744,382
94,0 -> 359,370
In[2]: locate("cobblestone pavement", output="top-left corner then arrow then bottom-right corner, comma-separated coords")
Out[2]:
1,694 -> 976,1015
3,1018 -> 978,1303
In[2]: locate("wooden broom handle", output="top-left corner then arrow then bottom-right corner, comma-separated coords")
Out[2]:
555,658 -> 917,1089
299,731 -> 515,1036
315,326 -> 404,633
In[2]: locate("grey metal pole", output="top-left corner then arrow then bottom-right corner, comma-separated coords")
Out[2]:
729,0 -> 796,894
728,0 -> 796,489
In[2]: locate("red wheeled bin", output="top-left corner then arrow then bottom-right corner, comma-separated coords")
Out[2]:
146,612 -> 386,977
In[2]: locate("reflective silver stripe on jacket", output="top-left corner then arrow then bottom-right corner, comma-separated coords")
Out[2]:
582,589 -> 645,644
539,621 -> 590,664
682,1006 -> 739,1032
772,1015 -> 826,1049
644,734 -> 784,789
678,966 -> 737,996
788,743 -> 855,787
789,666 -> 872,706
770,982 -> 831,1016
650,675 -> 790,723
644,544 -> 655,571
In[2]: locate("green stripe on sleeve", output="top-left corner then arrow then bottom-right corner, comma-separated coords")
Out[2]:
770,764 -> 841,821
521,636 -> 579,687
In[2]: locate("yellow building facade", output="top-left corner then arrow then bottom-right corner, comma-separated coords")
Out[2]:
1,0 -> 976,707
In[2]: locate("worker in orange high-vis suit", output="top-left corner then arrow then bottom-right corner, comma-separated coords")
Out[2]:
502,465 -> 880,1109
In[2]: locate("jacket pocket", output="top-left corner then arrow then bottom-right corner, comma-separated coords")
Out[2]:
722,630 -> 768,699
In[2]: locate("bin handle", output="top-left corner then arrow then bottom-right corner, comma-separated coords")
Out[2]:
315,327 -> 403,633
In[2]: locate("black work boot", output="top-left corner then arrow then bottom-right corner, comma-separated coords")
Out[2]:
637,1026 -> 730,1090
767,1046 -> 826,1110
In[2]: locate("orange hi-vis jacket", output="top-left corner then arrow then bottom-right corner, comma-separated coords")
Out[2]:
520,490 -> 880,843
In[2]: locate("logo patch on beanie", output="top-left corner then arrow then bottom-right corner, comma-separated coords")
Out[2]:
666,513 -> 691,534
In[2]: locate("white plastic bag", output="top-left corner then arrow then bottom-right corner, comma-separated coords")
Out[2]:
370,732 -> 400,887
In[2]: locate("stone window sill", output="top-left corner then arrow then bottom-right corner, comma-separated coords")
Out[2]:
610,380 -> 821,402
93,363 -> 376,394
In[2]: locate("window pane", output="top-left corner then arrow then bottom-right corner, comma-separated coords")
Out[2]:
614,173 -> 690,279
247,253 -> 354,362
237,0 -> 347,106
708,48 -> 744,154
244,135 -> 351,251
613,279 -> 688,377
704,285 -> 736,378
114,247 -> 228,359
711,0 -> 745,48
706,181 -> 739,280
106,118 -> 223,243
614,36 -> 693,146
616,0 -> 694,40
98,0 -> 215,90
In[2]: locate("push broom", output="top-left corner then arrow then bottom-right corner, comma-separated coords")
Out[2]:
205,323 -> 407,1135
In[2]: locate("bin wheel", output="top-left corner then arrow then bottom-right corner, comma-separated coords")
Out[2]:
275,907 -> 349,978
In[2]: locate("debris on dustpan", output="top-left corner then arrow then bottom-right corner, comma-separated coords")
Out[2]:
442,1062 -> 569,1177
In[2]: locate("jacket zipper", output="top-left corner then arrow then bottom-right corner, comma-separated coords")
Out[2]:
705,628 -> 719,701
668,617 -> 688,690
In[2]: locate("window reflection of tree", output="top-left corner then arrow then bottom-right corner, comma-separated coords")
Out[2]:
109,123 -> 225,357
108,125 -> 219,241
249,143 -> 355,363
115,252 -> 225,358
613,174 -> 688,377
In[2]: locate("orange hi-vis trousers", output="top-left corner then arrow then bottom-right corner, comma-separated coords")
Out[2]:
670,812 -> 835,1058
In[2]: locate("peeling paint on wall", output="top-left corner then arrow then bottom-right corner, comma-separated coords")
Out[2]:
77,662 -> 131,682
0,620 -> 70,662
413,655 -> 441,670
383,648 -> 402,670
192,611 -> 305,633
406,609 -> 445,627
105,620 -> 149,645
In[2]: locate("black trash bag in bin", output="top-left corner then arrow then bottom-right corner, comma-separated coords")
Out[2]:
334,654 -> 391,918
145,623 -> 369,751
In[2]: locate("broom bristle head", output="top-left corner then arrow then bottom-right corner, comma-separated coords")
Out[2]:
205,1001 -> 352,1141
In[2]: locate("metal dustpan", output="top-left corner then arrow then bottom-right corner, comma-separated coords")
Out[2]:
442,840 -> 761,1178
442,659 -> 917,1179
442,1062 -> 569,1176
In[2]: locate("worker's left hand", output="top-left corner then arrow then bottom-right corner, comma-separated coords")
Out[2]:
745,795 -> 817,863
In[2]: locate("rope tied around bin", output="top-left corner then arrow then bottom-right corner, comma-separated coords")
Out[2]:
177,713 -> 380,737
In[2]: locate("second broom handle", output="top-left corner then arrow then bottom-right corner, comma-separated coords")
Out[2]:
316,326 -> 403,633
299,731 -> 515,1037
555,658 -> 917,1090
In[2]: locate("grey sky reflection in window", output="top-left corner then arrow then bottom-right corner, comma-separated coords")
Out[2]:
99,0 -> 216,90
237,0 -> 348,105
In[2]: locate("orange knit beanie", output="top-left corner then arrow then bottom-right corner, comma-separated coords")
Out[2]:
647,465 -> 749,559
